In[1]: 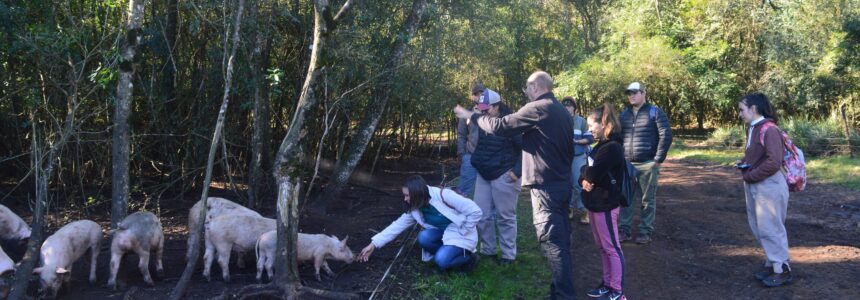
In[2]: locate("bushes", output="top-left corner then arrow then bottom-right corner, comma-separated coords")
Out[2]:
704,115 -> 859,157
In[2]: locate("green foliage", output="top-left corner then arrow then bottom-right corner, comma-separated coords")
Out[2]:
706,125 -> 745,148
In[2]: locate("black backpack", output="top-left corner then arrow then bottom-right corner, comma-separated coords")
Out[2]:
609,160 -> 638,207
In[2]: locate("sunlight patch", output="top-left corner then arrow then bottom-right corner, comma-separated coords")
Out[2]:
716,245 -> 860,263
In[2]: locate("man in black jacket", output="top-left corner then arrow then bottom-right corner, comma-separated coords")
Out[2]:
454,71 -> 576,299
619,82 -> 673,244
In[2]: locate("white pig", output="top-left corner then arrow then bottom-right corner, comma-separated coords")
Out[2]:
0,245 -> 13,276
0,204 -> 31,241
34,220 -> 101,298
255,230 -> 355,282
108,211 -> 164,290
186,197 -> 261,264
203,214 -> 274,282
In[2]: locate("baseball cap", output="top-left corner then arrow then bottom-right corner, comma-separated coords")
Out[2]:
471,83 -> 485,96
476,89 -> 501,111
626,82 -> 645,93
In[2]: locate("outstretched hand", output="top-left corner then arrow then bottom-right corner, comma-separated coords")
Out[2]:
358,243 -> 375,262
453,105 -> 474,120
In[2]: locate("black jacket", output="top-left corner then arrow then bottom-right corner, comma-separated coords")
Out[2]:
620,103 -> 673,163
471,125 -> 523,181
580,133 -> 625,212
472,93 -> 573,187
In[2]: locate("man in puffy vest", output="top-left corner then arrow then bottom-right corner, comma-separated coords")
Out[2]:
619,82 -> 673,244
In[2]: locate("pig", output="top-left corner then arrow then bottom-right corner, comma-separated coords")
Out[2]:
108,211 -> 164,290
0,245 -> 12,299
33,220 -> 101,298
203,214 -> 274,282
255,230 -> 355,282
186,197 -> 261,266
0,204 -> 31,241
0,245 -> 13,276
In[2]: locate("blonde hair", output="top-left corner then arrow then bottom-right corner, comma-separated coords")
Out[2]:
587,103 -> 621,138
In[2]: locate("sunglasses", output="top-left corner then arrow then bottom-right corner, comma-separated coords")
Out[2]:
625,89 -> 641,96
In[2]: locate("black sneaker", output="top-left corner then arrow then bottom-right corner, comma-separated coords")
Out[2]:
456,252 -> 480,274
597,289 -> 624,300
753,266 -> 773,281
586,284 -> 610,298
761,266 -> 793,287
619,232 -> 632,243
634,233 -> 651,244
498,258 -> 515,266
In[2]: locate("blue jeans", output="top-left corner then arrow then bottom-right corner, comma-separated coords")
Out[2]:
570,153 -> 587,210
458,154 -> 478,197
417,228 -> 471,271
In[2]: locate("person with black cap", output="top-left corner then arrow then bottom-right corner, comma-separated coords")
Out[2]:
563,96 -> 594,225
456,83 -> 484,197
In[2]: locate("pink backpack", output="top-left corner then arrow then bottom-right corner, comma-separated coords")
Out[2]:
759,122 -> 807,192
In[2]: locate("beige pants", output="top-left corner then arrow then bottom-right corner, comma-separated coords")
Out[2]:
474,172 -> 521,260
744,171 -> 791,273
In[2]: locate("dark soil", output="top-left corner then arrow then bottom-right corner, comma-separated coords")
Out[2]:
4,156 -> 860,299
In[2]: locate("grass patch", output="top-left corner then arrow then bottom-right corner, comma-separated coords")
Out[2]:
668,140 -> 740,166
414,189 -> 551,299
670,139 -> 860,191
806,156 -> 860,191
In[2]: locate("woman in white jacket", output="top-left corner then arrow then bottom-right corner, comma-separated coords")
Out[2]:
358,175 -> 483,273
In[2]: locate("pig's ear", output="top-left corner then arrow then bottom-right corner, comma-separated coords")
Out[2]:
32,267 -> 42,275
55,267 -> 69,275
341,236 -> 349,245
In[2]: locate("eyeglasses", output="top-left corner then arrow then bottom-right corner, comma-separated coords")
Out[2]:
625,89 -> 641,96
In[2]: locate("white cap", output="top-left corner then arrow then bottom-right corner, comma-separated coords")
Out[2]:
626,82 -> 644,92
477,89 -> 501,110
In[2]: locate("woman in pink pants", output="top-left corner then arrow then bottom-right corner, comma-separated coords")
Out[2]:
580,104 -> 627,300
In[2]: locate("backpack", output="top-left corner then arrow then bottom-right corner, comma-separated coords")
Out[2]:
758,122 -> 807,192
621,105 -> 658,123
609,159 -> 638,207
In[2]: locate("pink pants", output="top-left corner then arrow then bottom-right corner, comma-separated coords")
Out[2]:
588,207 -> 625,291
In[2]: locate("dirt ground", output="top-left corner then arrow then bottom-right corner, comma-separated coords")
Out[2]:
4,156 -> 860,299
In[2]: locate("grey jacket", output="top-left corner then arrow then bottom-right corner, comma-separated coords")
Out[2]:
620,103 -> 673,163
457,111 -> 480,155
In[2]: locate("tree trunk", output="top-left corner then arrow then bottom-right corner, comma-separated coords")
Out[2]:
248,1 -> 274,209
319,0 -> 427,211
272,0 -> 355,292
841,103 -> 853,158
112,0 -> 144,229
169,1 -> 244,299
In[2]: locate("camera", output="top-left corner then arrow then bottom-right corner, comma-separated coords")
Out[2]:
736,163 -> 751,169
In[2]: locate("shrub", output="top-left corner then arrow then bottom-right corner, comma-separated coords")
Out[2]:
706,125 -> 745,148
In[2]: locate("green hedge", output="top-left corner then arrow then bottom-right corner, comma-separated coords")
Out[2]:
704,115 -> 858,157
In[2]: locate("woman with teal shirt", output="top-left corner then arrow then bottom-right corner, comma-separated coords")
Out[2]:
358,175 -> 483,273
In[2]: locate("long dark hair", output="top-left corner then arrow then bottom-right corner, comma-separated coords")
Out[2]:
403,175 -> 430,212
587,103 -> 621,139
493,101 -> 513,117
741,93 -> 778,124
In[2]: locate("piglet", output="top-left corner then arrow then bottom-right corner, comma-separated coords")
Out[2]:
255,230 -> 355,282
34,220 -> 101,298
203,214 -> 274,282
186,197 -> 261,264
0,204 -> 31,241
108,211 -> 164,290
0,244 -> 14,299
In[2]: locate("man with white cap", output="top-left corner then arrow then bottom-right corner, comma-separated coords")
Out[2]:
618,82 -> 673,244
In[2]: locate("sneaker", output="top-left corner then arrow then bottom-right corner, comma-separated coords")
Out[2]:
580,213 -> 590,225
498,258 -> 514,266
597,289 -> 624,300
619,231 -> 632,243
753,266 -> 773,281
634,233 -> 652,244
761,265 -> 793,287
569,208 -> 576,220
586,284 -> 610,298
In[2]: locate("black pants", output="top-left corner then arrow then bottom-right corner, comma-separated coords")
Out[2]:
530,184 -> 576,299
